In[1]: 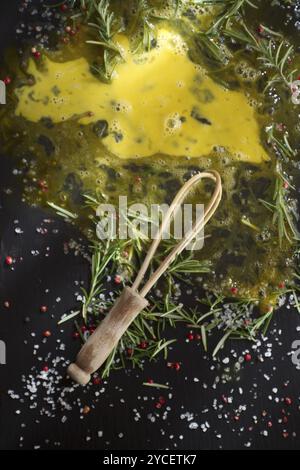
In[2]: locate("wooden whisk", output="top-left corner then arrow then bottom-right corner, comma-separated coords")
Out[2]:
67,170 -> 222,385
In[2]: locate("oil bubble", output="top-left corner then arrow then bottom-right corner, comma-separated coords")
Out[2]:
164,112 -> 183,136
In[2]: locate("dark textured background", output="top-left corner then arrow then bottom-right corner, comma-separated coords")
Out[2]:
1,0 -> 300,451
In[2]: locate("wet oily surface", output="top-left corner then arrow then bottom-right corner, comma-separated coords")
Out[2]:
0,2 -> 298,300
15,30 -> 268,163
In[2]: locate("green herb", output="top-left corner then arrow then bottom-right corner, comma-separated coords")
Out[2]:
201,324 -> 207,351
203,0 -> 257,35
292,290 -> 300,315
198,0 -> 295,94
102,345 -> 118,377
266,125 -> 296,161
47,202 -> 78,220
74,319 -> 86,342
84,0 -> 124,81
224,22 -> 296,91
150,338 -> 177,359
260,163 -> 300,247
257,126 -> 299,246
143,382 -> 170,389
90,50 -> 118,83
65,0 -> 185,81
58,310 -> 80,325
167,257 -> 211,276
196,32 -> 230,64
212,330 -> 232,357
130,0 -> 158,52
86,0 -> 121,50
81,240 -> 123,320
240,216 -> 260,232
128,0 -> 182,52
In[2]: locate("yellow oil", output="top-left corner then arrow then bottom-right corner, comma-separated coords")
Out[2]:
15,30 -> 268,163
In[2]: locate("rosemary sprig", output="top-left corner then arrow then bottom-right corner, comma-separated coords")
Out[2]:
266,125 -> 296,161
259,163 -> 300,247
166,257 -> 211,284
130,0 -> 157,52
81,239 -> 121,320
196,33 -> 230,64
90,49 -> 119,83
224,22 -> 296,91
130,0 -> 180,52
66,0 -> 124,82
203,0 -> 257,35
102,345 -> 118,377
86,0 -> 123,55
84,0 -> 124,81
199,0 -> 295,94
65,0 -> 184,82
260,125 -> 299,248
150,338 -> 177,359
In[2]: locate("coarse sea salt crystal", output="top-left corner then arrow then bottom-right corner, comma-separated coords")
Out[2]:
8,390 -> 20,399
189,422 -> 199,430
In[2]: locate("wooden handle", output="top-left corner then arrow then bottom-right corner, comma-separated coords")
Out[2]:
67,287 -> 149,385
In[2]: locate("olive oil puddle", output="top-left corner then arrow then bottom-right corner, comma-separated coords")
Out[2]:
0,22 -> 294,299
15,29 -> 268,163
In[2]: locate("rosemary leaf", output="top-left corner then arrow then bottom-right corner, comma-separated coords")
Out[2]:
212,330 -> 232,357
142,382 -> 170,389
